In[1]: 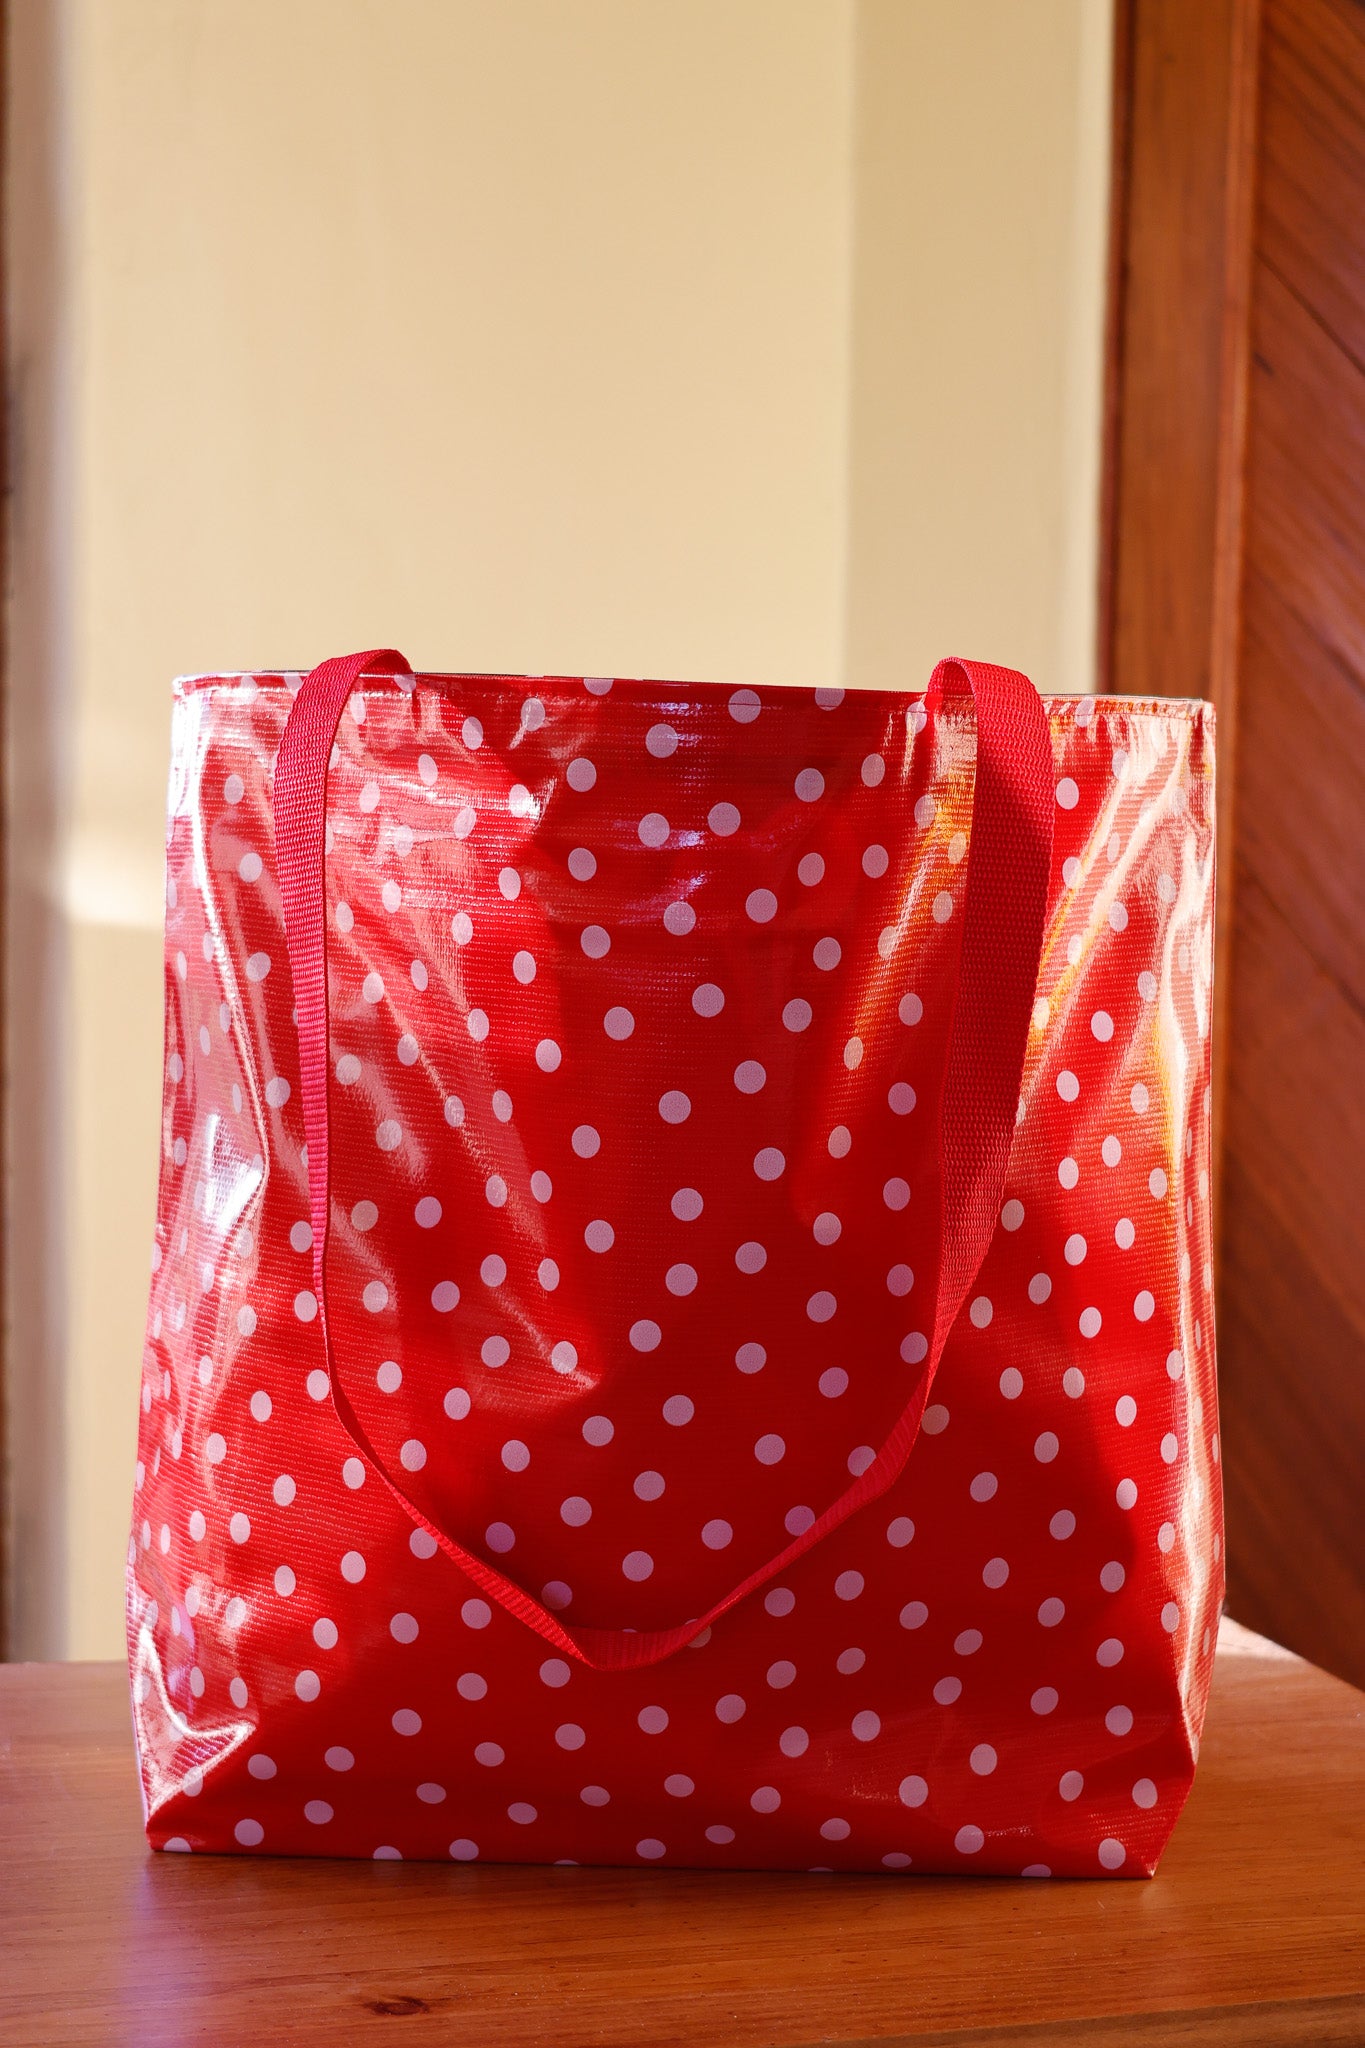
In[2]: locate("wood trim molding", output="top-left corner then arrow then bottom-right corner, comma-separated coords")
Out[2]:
1100,0 -> 1263,1248
0,0 -> 10,1660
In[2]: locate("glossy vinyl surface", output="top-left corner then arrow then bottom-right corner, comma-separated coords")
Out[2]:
129,668 -> 1220,1876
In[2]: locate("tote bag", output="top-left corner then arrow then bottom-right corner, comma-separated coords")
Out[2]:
128,649 -> 1221,1876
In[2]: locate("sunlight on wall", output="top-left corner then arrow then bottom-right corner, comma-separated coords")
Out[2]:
6,0 -> 1111,1657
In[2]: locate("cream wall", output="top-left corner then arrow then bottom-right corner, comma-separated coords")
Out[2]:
5,0 -> 1112,1659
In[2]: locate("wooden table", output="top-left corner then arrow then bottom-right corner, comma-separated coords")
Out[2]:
1,1621 -> 1362,2046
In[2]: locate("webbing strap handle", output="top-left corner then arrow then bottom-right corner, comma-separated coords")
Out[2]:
275,651 -> 1054,1670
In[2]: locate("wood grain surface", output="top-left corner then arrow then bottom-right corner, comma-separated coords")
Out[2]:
1103,0 -> 1365,1688
1218,0 -> 1365,1689
1,1623 -> 1361,2046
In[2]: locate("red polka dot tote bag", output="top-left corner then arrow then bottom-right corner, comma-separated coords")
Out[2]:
129,648 -> 1221,1877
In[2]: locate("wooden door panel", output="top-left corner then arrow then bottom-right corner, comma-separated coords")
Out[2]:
1237,570 -> 1365,1009
1223,874 -> 1365,1340
1221,1154 -> 1365,1682
1246,263 -> 1365,685
1260,0 -> 1365,357
1220,869 -> 1365,1681
1106,0 -> 1365,1684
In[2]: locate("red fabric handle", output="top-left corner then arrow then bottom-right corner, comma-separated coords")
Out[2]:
275,652 -> 1054,1671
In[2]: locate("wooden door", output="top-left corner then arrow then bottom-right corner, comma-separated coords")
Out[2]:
1105,0 -> 1365,1684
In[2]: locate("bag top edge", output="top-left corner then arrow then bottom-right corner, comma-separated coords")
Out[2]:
172,670 -> 1213,719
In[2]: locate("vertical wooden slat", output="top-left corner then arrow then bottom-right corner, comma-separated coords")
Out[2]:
0,0 -> 10,1661
1106,0 -> 1365,1687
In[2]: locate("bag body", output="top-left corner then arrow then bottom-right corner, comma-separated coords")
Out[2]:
128,655 -> 1220,1877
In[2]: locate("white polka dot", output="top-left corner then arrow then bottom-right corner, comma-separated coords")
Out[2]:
982,1557 -> 1009,1589
663,1395 -> 694,1426
1059,1770 -> 1084,1801
829,1125 -> 852,1157
1079,1306 -> 1102,1339
1106,1706 -> 1134,1736
734,1059 -> 766,1094
659,1090 -> 691,1124
622,1550 -> 654,1581
735,1240 -> 767,1273
728,688 -> 760,723
884,1177 -> 911,1211
794,767 -> 825,802
813,936 -> 842,971
970,1471 -> 998,1504
629,1319 -> 661,1353
736,1341 -> 767,1374
1056,777 -> 1079,810
754,1146 -> 785,1181
701,1519 -> 732,1549
1032,1687 -> 1059,1716
708,802 -> 741,836
1116,1478 -> 1138,1510
1098,1839 -> 1126,1871
968,1296 -> 993,1330
1034,1431 -> 1060,1464
1115,1394 -> 1137,1427
955,1825 -> 984,1855
584,1219 -> 615,1253
819,1366 -> 848,1398
638,811 -> 669,848
581,925 -> 611,959
783,997 -> 812,1032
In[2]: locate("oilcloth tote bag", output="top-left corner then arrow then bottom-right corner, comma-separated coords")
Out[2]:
129,649 -> 1221,1878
